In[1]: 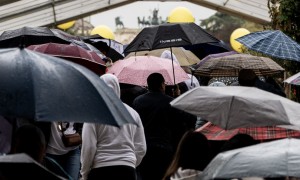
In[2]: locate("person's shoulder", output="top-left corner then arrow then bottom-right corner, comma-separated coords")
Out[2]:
124,103 -> 143,124
133,93 -> 147,101
156,92 -> 174,102
164,94 -> 175,101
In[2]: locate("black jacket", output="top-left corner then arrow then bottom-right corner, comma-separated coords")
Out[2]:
132,91 -> 196,150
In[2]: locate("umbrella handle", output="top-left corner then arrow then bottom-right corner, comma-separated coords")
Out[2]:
170,47 -> 176,85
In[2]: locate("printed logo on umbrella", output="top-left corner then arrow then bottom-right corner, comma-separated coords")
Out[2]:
159,38 -> 182,44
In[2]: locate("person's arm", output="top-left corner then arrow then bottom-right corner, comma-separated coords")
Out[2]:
169,105 -> 197,148
133,114 -> 147,167
125,104 -> 147,167
80,123 -> 97,180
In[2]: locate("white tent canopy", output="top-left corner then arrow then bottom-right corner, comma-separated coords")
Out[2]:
0,0 -> 270,33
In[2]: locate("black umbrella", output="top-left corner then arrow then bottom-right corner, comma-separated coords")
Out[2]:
83,34 -> 124,62
0,26 -> 70,48
50,28 -> 82,43
124,22 -> 220,84
0,153 -> 66,180
124,23 -> 220,53
0,48 -> 136,127
184,41 -> 231,59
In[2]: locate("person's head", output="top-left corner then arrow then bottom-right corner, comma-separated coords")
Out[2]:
220,133 -> 257,152
238,69 -> 257,87
160,50 -> 180,65
100,73 -> 121,98
11,124 -> 46,163
147,73 -> 165,92
163,131 -> 212,180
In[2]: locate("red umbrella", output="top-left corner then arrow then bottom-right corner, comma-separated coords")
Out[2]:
107,56 -> 189,86
196,122 -> 300,141
27,43 -> 106,75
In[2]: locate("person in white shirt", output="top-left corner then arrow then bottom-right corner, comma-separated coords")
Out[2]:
80,74 -> 146,180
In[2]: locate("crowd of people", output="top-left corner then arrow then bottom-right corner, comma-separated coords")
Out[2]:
0,53 -> 292,180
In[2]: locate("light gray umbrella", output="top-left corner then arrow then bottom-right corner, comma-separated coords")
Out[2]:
284,72 -> 300,86
201,138 -> 300,179
170,86 -> 300,130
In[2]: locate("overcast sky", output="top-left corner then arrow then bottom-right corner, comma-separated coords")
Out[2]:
90,1 -> 216,32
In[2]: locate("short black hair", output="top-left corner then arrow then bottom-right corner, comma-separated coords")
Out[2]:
12,124 -> 46,162
147,73 -> 165,91
220,133 -> 257,152
238,69 -> 256,87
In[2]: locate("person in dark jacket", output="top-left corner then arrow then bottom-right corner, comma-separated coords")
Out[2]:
11,124 -> 72,179
132,73 -> 196,180
238,69 -> 286,97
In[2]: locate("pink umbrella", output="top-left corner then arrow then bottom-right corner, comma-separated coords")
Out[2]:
107,56 -> 190,86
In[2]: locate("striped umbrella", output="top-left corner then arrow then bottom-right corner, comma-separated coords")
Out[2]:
194,51 -> 237,69
194,53 -> 284,77
196,122 -> 300,141
236,30 -> 300,62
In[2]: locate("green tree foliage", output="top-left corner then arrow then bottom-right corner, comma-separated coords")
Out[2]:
268,0 -> 300,76
200,12 -> 244,45
268,0 -> 300,42
268,0 -> 300,101
200,12 -> 264,46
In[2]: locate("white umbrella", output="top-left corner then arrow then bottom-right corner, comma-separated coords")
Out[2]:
200,138 -> 300,179
170,86 -> 300,130
284,72 -> 300,85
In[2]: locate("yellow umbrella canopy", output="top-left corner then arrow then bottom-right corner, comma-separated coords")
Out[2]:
125,47 -> 200,66
91,25 -> 115,40
57,21 -> 76,30
230,28 -> 250,53
167,7 -> 195,23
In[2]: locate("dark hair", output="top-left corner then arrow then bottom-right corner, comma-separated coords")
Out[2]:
12,124 -> 46,163
163,130 -> 212,180
220,133 -> 257,152
238,69 -> 256,87
147,73 -> 165,92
